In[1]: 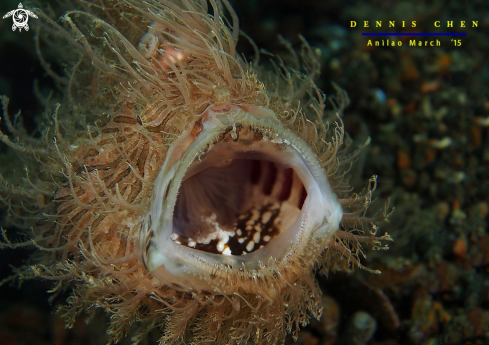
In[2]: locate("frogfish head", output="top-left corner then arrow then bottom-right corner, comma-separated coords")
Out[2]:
0,0 -> 392,344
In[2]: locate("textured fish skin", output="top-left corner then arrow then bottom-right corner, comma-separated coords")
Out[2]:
0,1 -> 391,344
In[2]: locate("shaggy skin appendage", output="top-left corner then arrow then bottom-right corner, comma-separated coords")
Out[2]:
0,1 -> 392,344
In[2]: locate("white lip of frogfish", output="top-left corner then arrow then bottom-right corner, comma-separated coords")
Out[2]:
140,102 -> 343,294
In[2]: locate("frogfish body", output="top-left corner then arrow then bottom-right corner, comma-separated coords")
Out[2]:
0,0 -> 391,344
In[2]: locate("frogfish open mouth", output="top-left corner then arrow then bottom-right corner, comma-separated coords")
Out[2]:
0,0 -> 392,343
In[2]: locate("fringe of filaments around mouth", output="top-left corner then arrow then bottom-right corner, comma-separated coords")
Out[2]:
324,175 -> 394,275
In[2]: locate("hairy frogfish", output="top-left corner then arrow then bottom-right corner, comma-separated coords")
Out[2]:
0,0 -> 392,343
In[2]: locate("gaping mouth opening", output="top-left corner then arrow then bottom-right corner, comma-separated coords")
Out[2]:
143,106 -> 343,283
171,140 -> 308,256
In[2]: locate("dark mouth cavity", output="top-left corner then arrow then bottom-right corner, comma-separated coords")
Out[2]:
171,127 -> 307,256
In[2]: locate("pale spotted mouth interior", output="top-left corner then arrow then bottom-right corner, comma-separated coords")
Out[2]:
171,128 -> 308,256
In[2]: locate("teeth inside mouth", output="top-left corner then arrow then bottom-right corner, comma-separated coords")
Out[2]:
171,127 -> 308,256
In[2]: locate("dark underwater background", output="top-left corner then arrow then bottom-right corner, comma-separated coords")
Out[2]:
0,0 -> 488,344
